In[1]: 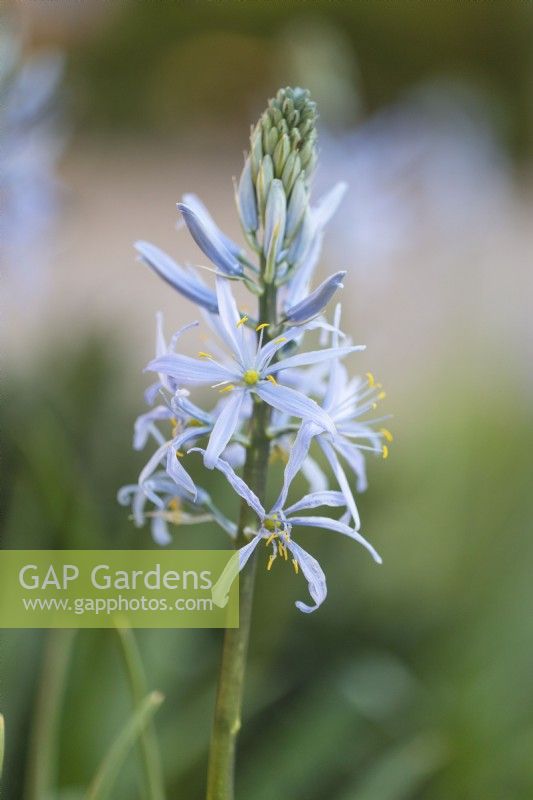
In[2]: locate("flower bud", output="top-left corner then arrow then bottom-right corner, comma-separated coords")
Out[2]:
256,154 -> 274,222
237,157 -> 258,234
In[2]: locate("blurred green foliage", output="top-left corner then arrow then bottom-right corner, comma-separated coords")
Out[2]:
67,2 -> 533,155
2,339 -> 533,798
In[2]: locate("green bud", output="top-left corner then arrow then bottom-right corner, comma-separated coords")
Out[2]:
249,86 -> 318,194
256,154 -> 274,222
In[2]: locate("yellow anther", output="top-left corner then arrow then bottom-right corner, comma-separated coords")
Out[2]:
189,418 -> 204,428
377,391 -> 386,401
292,558 -> 299,575
267,554 -> 277,571
372,403 -> 378,410
219,384 -> 235,393
266,374 -> 278,385
265,532 -> 278,546
256,322 -> 270,332
381,428 -> 394,443
175,450 -> 184,458
366,372 -> 375,387
274,337 -> 287,344
168,498 -> 181,511
237,315 -> 249,328
198,351 -> 212,359
170,417 -> 178,427
281,544 -> 288,560
382,445 -> 389,460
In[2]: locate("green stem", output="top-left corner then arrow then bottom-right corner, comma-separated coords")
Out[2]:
24,629 -> 76,800
206,283 -> 276,800
0,712 -> 5,783
85,692 -> 164,800
115,626 -> 166,800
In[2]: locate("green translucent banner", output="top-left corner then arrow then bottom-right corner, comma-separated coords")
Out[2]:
0,550 -> 239,628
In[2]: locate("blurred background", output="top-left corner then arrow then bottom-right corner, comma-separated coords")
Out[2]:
2,2 -> 533,798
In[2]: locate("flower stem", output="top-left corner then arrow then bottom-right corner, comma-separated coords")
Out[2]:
206,284 -> 276,800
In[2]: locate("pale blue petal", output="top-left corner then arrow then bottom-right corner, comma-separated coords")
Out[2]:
171,394 -> 213,425
204,390 -> 245,469
135,241 -> 219,312
285,490 -> 346,515
147,353 -> 237,385
287,515 -> 382,564
318,437 -> 361,529
312,181 -> 347,230
165,444 -> 197,497
151,515 -> 172,546
333,437 -> 368,493
285,271 -> 346,324
138,441 -> 170,487
215,276 -> 250,365
268,344 -> 365,375
301,454 -> 329,494
237,158 -> 258,232
182,193 -> 243,257
272,422 -> 317,511
177,201 -> 243,276
211,533 -> 263,608
255,383 -> 336,435
189,449 -> 266,519
256,326 -> 304,371
286,539 -> 327,613
133,406 -> 172,450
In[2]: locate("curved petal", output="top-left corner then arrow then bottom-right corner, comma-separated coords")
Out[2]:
133,406 -> 172,450
147,353 -> 237,385
285,271 -> 346,324
165,445 -> 197,498
318,437 -> 361,529
189,449 -> 265,519
215,276 -> 251,365
135,241 -> 219,312
256,383 -> 336,435
272,421 -> 317,511
211,532 -> 263,608
287,515 -> 382,564
204,390 -> 245,469
285,490 -> 347,515
151,514 -> 172,546
267,344 -> 365,375
286,539 -> 327,613
177,201 -> 243,276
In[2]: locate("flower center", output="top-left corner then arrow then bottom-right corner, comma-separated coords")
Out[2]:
243,369 -> 260,385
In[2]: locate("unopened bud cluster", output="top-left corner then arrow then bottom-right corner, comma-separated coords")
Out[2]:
237,87 -> 318,283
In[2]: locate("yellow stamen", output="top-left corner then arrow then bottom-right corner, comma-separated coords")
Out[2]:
381,428 -> 393,443
256,322 -> 269,332
292,558 -> 299,575
198,351 -> 212,359
274,337 -> 287,344
366,372 -> 375,387
372,403 -> 378,410
281,544 -> 288,560
266,374 -> 278,385
170,417 -> 178,427
237,315 -> 249,328
267,554 -> 276,571
265,532 -> 278,546
168,498 -> 180,511
219,384 -> 235,393
382,445 -> 389,460
377,391 -> 386,401
175,450 -> 184,458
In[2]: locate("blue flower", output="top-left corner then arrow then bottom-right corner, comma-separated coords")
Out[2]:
276,307 -> 392,528
193,451 -> 381,613
148,277 -> 364,469
118,472 -> 236,546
